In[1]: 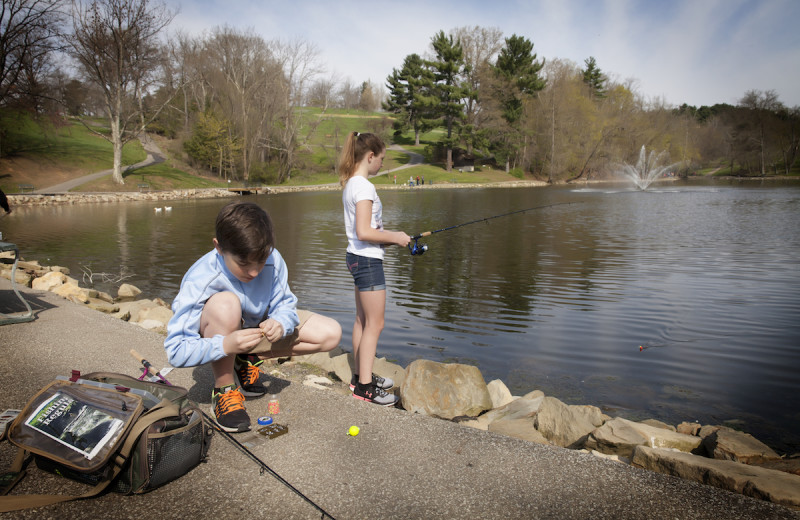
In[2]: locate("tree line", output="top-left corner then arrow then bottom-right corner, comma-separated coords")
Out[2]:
2,0 -> 798,186
384,27 -> 799,180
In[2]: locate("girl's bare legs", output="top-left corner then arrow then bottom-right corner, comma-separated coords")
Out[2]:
352,287 -> 386,385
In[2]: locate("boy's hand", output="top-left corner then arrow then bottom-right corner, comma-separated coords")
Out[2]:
259,318 -> 284,343
222,328 -> 264,355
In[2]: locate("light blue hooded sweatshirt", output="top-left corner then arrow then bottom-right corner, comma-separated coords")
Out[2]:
164,248 -> 299,367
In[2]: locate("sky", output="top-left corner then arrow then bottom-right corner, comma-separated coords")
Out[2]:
163,0 -> 800,108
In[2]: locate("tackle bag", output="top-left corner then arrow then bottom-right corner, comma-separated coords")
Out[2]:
0,371 -> 212,512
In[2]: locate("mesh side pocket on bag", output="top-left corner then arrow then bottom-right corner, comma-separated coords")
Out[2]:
145,410 -> 205,490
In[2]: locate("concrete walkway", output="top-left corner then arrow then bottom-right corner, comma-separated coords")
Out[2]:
1,278 -> 797,519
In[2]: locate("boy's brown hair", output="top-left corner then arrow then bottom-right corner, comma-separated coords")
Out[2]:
215,202 -> 274,263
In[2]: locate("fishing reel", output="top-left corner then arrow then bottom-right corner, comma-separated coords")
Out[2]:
408,237 -> 428,256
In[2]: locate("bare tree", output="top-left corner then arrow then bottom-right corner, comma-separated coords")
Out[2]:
199,26 -> 279,181
451,25 -> 504,153
67,0 -> 174,184
306,73 -> 339,108
265,37 -> 322,182
0,0 -> 63,109
338,78 -> 360,109
739,89 -> 784,176
0,0 -> 64,155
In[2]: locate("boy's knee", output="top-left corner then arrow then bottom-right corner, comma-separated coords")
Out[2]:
317,315 -> 342,352
201,291 -> 242,335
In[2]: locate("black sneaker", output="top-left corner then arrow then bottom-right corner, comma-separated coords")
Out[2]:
234,355 -> 268,398
352,382 -> 399,406
349,373 -> 394,392
211,385 -> 250,432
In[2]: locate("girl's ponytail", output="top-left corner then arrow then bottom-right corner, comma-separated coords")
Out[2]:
338,131 -> 359,186
338,131 -> 386,186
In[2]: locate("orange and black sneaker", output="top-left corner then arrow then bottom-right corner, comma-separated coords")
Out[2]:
234,354 -> 268,398
211,385 -> 250,432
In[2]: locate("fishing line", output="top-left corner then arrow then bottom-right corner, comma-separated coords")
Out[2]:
408,201 -> 580,255
130,351 -> 336,520
200,411 -> 337,520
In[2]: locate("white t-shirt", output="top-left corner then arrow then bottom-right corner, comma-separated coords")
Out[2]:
343,176 -> 384,259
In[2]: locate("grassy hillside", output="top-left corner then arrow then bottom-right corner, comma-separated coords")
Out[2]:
1,109 -> 522,194
0,112 -> 149,193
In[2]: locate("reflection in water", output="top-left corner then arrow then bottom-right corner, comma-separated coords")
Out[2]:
2,182 -> 799,452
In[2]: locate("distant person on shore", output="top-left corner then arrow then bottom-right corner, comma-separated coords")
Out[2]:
0,188 -> 10,215
339,131 -> 410,406
164,201 -> 342,432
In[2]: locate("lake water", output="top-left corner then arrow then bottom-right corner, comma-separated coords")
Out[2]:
3,180 -> 799,453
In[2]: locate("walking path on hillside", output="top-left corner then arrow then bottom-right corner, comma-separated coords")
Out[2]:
35,140 -> 422,193
35,136 -> 166,193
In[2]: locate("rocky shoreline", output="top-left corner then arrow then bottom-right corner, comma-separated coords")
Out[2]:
7,174 -> 797,208
5,180 -> 554,207
2,252 -> 799,510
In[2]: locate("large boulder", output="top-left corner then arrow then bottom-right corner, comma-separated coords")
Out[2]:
117,283 -> 142,301
486,379 -> 514,409
585,417 -> 703,458
373,357 -> 405,390
329,352 -> 354,384
86,297 -> 120,313
459,389 -> 543,431
53,282 -> 91,303
32,270 -> 66,291
485,390 -> 549,444
137,304 -> 173,327
0,266 -> 32,286
535,396 -> 607,448
296,347 -> 345,374
702,427 -> 782,464
401,359 -> 492,419
114,299 -> 159,323
633,445 -> 800,509
489,418 -> 550,444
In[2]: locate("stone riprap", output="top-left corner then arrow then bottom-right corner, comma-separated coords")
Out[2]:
6,180 -> 550,207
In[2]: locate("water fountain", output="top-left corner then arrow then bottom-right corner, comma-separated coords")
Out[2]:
617,145 -> 680,190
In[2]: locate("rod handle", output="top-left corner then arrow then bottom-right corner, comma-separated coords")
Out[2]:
130,349 -> 158,376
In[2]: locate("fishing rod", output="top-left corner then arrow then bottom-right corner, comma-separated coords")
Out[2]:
408,201 -> 579,255
129,352 -> 337,520
200,411 -> 337,520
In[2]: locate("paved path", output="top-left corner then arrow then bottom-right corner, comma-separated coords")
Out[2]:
35,136 -> 165,194
1,278 -> 797,519
35,141 -> 421,193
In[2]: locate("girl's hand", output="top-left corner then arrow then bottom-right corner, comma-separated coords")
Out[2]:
259,318 -> 284,343
395,231 -> 411,247
222,328 -> 263,355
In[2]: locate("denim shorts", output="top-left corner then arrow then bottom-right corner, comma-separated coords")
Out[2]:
346,252 -> 386,291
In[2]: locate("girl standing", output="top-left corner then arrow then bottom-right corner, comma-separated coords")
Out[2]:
340,132 -> 410,405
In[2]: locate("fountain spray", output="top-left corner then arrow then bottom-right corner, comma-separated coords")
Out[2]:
617,145 -> 682,190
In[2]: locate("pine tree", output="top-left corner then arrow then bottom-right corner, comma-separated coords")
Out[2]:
428,31 -> 471,171
383,54 -> 437,145
581,56 -> 607,99
490,34 -> 545,172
